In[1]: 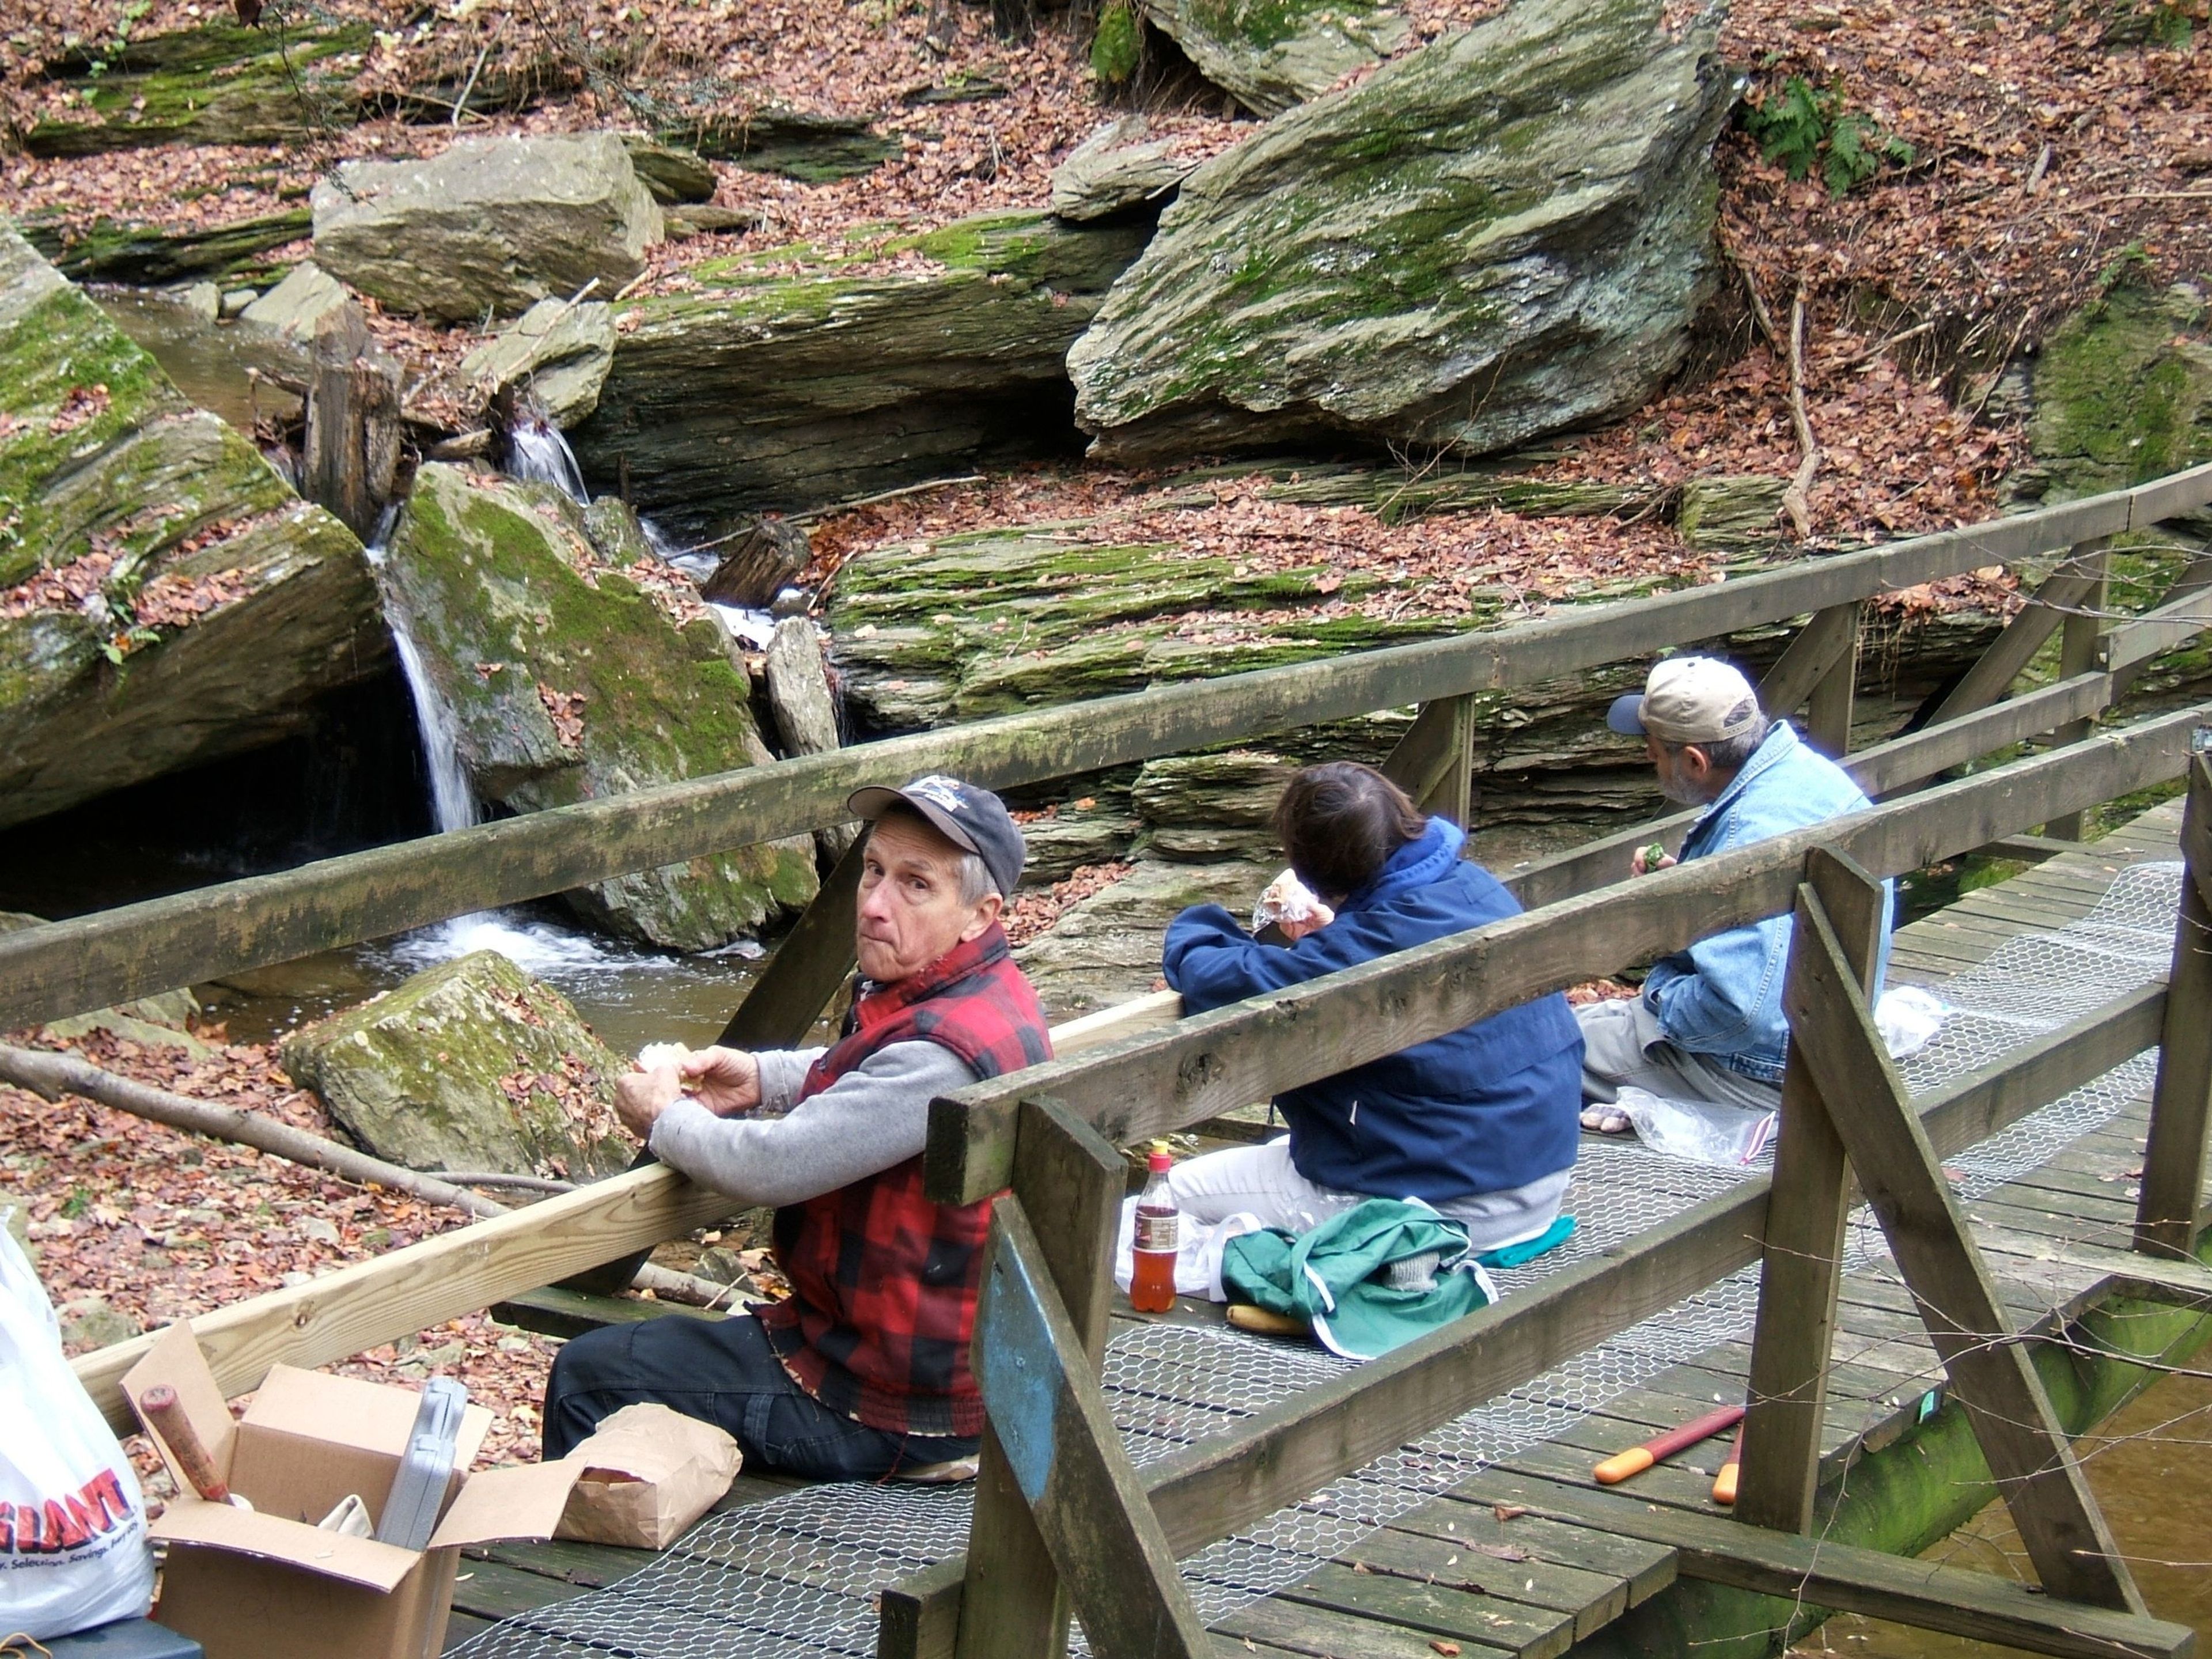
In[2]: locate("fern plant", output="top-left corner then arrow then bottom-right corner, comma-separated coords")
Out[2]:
1745,75 -> 1915,196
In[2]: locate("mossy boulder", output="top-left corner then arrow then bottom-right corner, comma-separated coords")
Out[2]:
20,209 -> 312,286
0,225 -> 383,831
1141,0 -> 1408,116
1068,0 -> 1734,462
281,950 -> 632,1180
312,134 -> 664,324
25,24 -> 368,156
2027,284 -> 2212,502
662,109 -> 898,182
570,210 -> 1147,532
380,463 -> 819,949
1051,117 -> 1202,223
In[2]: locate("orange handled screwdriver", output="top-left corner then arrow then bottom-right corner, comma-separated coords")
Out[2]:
1711,1419 -> 1747,1505
141,1384 -> 231,1504
1593,1404 -> 1744,1485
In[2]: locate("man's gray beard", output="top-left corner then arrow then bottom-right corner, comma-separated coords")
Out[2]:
1658,775 -> 1706,806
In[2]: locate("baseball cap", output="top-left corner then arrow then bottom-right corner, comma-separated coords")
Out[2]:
1607,656 -> 1763,747
847,774 -> 1027,898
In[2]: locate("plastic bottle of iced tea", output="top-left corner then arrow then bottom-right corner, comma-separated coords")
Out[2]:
1130,1142 -> 1179,1314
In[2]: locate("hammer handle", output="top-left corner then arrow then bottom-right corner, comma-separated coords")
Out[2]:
141,1384 -> 230,1503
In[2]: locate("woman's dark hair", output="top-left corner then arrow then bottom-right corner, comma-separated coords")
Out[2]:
1274,762 -> 1428,902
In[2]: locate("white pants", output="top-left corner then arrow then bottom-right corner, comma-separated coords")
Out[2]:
1167,1137 -> 1570,1255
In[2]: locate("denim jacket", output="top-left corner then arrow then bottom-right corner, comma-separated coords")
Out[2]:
1642,722 -> 1891,1083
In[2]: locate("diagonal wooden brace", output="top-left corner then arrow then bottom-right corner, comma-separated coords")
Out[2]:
971,1197 -> 1213,1659
1785,876 -> 2147,1614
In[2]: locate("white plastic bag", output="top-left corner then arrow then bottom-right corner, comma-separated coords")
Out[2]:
1615,1086 -> 1778,1166
0,1217 -> 156,1640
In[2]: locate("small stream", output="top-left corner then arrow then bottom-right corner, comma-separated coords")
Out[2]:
1790,1367 -> 2212,1659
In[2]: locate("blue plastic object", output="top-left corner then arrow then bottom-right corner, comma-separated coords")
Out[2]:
40,1617 -> 204,1657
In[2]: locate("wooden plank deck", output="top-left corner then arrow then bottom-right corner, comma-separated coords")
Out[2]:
444,800 -> 2196,1658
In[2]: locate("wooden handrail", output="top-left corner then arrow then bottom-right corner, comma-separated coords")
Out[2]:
65,706 -> 2205,1434
884,979 -> 2174,1651
925,701 -> 2212,1205
6,465 -> 2207,1032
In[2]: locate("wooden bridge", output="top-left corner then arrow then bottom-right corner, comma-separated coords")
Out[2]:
8,460 -> 2212,1659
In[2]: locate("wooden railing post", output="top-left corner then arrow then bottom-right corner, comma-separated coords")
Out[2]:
2134,752 -> 2212,1259
2048,539 -> 2113,839
953,1097 -> 1127,1659
1757,601 -> 1859,752
1381,693 -> 1478,825
1734,848 -> 1886,1533
1805,601 -> 1861,757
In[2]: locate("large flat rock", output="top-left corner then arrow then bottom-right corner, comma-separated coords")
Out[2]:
0,225 -> 383,831
570,211 -> 1146,532
312,134 -> 663,323
1068,0 -> 1734,461
380,463 -> 819,949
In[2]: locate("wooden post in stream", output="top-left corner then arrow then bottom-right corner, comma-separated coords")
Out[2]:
302,301 -> 402,541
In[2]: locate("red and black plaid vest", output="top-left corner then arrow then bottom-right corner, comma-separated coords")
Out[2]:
756,925 -> 1051,1438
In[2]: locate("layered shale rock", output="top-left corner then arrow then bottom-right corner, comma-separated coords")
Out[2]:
570,211 -> 1146,531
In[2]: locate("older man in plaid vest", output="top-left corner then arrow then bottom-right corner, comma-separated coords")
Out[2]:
542,776 -> 1049,1482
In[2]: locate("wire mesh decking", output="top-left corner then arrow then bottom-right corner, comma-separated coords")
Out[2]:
448,854 -> 2186,1659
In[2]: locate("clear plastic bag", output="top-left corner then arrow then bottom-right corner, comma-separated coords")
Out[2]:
1615,1086 -> 1777,1166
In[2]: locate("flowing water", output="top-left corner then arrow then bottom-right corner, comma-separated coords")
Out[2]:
1789,1367 -> 2212,1659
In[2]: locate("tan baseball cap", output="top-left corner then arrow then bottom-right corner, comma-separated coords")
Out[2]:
1607,656 -> 1763,747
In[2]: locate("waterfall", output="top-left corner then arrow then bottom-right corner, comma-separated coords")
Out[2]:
504,413 -> 589,505
365,516 -> 477,836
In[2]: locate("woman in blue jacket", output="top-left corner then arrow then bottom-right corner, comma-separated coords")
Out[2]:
1161,763 -> 1584,1250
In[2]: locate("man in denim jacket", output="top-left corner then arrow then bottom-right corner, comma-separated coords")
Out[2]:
1577,656 -> 1890,1113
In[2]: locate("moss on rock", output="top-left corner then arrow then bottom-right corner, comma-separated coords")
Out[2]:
571,209 -> 1146,529
0,225 -> 383,830
1068,0 -> 1735,461
281,950 -> 632,1180
2029,283 -> 2212,501
381,464 -> 819,949
1142,0 -> 1409,114
26,24 -> 369,156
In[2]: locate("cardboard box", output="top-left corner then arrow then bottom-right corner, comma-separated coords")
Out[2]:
555,1403 -> 739,1550
122,1327 -> 585,1659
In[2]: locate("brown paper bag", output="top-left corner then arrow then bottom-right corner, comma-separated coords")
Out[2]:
553,1404 -> 741,1550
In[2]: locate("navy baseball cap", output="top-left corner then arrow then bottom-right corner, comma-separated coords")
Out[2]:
847,774 -> 1027,898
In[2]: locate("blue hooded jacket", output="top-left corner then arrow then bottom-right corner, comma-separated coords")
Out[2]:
1161,817 -> 1584,1205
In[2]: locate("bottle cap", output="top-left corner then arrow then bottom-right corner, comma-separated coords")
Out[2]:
1147,1139 -> 1172,1173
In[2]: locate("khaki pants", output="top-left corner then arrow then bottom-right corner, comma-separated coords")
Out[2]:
1575,997 -> 1782,1113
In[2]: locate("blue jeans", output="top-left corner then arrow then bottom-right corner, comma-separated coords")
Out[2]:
541,1312 -> 977,1480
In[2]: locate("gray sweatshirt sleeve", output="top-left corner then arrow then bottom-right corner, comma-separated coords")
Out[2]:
649,1040 -> 979,1207
754,1047 -> 827,1115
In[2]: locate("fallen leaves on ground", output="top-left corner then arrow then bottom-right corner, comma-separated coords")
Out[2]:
1004,859 -> 1135,946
